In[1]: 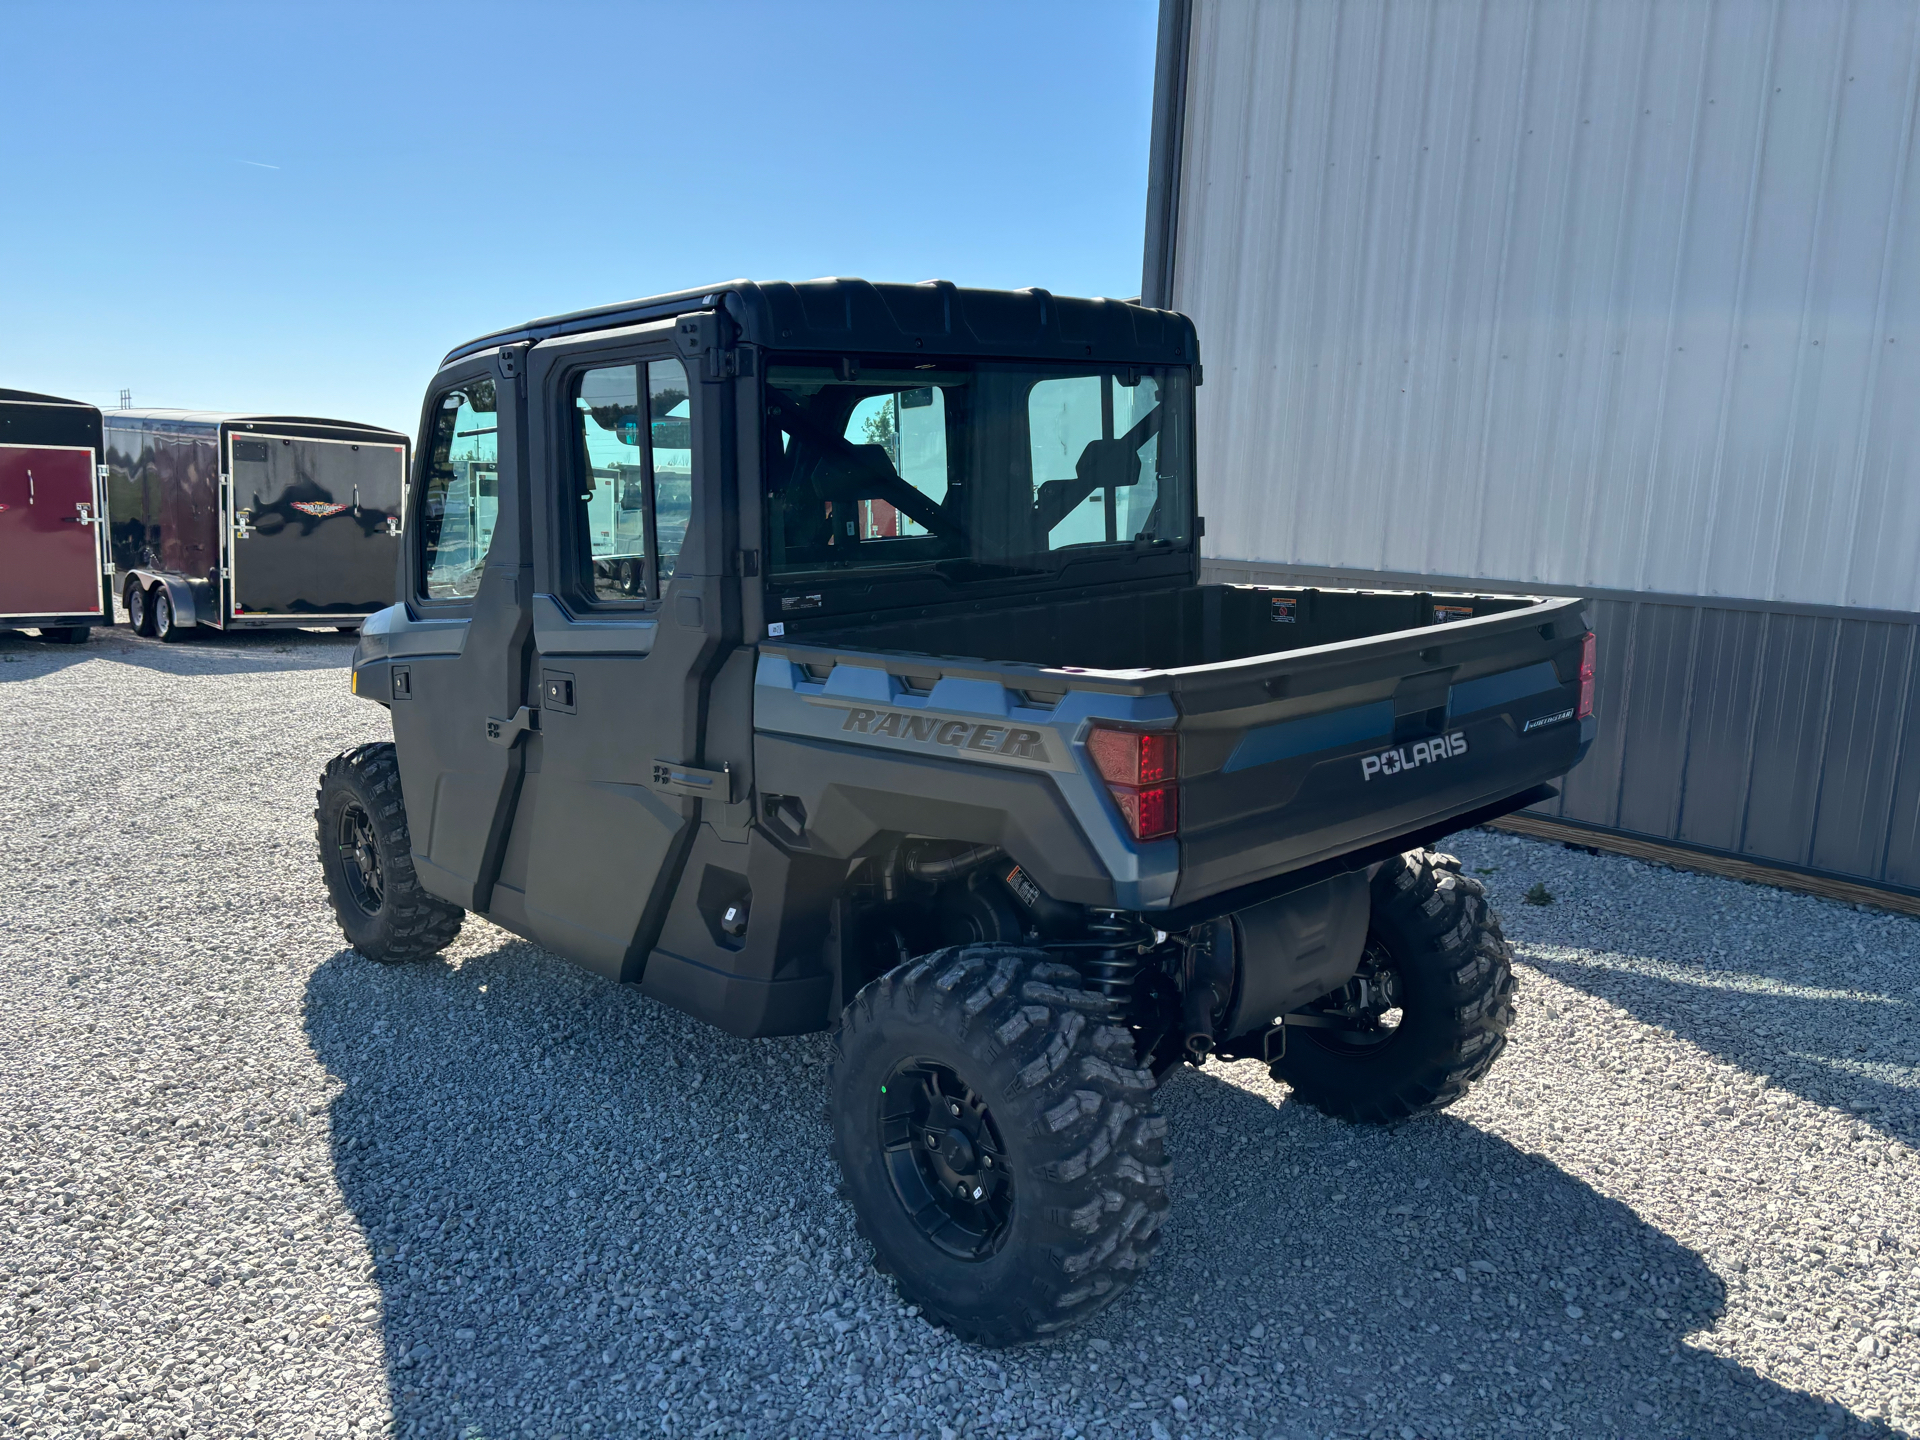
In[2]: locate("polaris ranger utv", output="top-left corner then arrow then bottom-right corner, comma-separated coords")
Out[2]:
318,278 -> 1595,1345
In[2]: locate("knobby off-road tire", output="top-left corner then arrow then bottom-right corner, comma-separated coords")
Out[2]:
1271,849 -> 1516,1123
830,946 -> 1171,1346
315,742 -> 463,963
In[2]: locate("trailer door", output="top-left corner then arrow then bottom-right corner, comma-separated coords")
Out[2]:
0,445 -> 105,618
227,433 -> 405,619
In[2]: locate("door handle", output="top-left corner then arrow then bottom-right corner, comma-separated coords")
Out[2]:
234,512 -> 253,540
385,516 -> 402,537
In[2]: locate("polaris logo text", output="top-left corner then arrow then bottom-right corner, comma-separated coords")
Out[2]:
1362,732 -> 1468,781
840,708 -> 1048,762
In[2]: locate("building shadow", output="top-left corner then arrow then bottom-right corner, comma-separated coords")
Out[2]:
1515,944 -> 1918,1149
303,942 -> 1889,1441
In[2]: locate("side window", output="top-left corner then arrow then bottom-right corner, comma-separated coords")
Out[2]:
570,358 -> 693,602
1027,373 -> 1164,549
649,359 -> 691,582
419,379 -> 499,600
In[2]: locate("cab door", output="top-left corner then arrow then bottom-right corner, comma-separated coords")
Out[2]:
490,323 -> 729,980
0,444 -> 105,618
385,352 -> 536,912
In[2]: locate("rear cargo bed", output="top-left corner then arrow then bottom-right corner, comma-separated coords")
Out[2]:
766,582 -> 1593,909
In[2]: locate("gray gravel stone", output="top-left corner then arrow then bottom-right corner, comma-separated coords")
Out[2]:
0,626 -> 1914,1438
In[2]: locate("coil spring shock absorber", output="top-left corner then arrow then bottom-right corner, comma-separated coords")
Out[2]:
1076,910 -> 1162,1008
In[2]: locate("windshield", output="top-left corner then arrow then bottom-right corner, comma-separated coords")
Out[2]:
763,357 -> 1192,579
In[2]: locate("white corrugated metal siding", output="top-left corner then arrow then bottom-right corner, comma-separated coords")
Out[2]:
1175,0 -> 1919,614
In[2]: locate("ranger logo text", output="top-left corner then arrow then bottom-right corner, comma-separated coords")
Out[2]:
841,708 -> 1048,762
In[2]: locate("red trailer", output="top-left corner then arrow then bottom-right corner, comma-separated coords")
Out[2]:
0,390 -> 111,643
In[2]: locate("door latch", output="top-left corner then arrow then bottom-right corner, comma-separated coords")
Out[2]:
385,516 -> 402,537
649,760 -> 733,801
73,502 -> 101,526
234,511 -> 253,540
485,707 -> 539,746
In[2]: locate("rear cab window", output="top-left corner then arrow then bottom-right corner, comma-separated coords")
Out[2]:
762,358 -> 1191,584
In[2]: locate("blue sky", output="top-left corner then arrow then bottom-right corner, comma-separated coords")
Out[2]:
0,1 -> 1159,436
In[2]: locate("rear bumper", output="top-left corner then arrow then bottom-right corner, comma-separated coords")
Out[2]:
1,612 -> 103,629
1155,780 -> 1563,929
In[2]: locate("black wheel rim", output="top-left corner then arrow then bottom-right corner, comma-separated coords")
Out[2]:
335,801 -> 386,915
879,1059 -> 1013,1260
1303,937 -> 1406,1054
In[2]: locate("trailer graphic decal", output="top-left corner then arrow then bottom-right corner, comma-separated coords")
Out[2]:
290,501 -> 350,518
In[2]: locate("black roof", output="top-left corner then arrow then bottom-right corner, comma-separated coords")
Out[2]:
441,278 -> 1199,370
0,388 -> 94,409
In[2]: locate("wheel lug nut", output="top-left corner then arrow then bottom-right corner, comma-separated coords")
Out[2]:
949,1103 -> 960,1116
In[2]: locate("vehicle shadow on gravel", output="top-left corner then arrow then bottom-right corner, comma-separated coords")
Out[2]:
302,939 -> 1892,1441
1152,1063 -> 1888,1440
1517,948 -> 1919,1149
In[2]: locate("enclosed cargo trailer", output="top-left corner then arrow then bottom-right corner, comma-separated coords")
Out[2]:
0,389 -> 111,643
103,409 -> 408,639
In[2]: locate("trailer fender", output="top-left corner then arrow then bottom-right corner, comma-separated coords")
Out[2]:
122,570 -> 201,629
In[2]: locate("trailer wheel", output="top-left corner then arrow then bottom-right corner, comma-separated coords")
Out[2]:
830,946 -> 1170,1345
1269,849 -> 1515,1124
315,742 -> 463,963
37,627 -> 89,644
126,583 -> 156,637
152,588 -> 187,643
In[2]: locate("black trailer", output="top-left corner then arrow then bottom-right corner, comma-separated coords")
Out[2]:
103,409 -> 408,639
0,389 -> 111,642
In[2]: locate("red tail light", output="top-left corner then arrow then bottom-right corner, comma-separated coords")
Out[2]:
1087,726 -> 1179,840
1577,631 -> 1597,719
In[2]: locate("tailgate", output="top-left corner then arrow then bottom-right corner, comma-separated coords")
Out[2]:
1168,595 -> 1590,906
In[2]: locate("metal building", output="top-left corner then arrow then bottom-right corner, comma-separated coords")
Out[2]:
1144,0 -> 1919,897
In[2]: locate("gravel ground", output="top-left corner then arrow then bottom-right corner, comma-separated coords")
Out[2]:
0,623 -> 1915,1440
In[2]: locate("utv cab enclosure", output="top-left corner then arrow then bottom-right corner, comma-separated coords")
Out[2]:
322,279 -> 1595,1344
104,408 -> 408,640
0,389 -> 111,643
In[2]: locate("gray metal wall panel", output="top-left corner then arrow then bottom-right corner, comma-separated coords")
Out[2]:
1613,602 -> 1699,840
1674,606 -> 1768,856
1199,558 -> 1918,892
1742,613 -> 1838,870
1809,620 -> 1919,882
1175,0 -> 1919,614
1886,671 -> 1920,887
